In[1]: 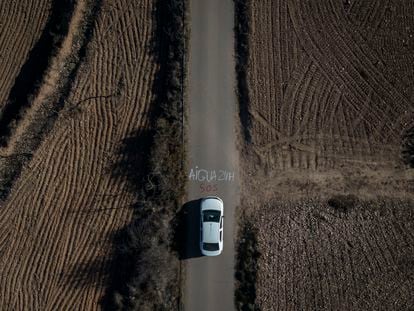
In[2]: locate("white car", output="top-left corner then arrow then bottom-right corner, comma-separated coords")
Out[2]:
200,196 -> 224,256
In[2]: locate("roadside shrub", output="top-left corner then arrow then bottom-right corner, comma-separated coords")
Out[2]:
327,194 -> 359,213
234,1 -> 258,309
402,125 -> 414,167
234,0 -> 252,142
235,219 -> 261,311
109,213 -> 179,311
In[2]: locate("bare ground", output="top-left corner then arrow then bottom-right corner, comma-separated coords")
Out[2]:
0,0 -> 158,309
238,0 -> 414,309
249,198 -> 414,310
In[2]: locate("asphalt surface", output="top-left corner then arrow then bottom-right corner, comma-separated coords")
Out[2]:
183,0 -> 238,310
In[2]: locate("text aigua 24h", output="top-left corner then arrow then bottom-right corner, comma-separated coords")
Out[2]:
188,167 -> 235,182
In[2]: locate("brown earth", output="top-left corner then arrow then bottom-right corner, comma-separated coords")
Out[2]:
240,0 -> 414,309
252,198 -> 414,310
0,0 -> 157,309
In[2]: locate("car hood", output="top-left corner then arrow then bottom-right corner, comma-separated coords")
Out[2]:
202,222 -> 220,243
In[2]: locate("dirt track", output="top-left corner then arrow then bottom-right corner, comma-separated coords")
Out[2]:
0,0 -> 156,309
239,0 -> 414,309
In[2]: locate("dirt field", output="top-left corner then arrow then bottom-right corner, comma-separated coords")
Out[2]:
239,0 -> 414,309
248,198 -> 414,310
0,0 -> 158,309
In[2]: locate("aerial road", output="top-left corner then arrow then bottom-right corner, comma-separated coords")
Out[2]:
183,0 -> 239,310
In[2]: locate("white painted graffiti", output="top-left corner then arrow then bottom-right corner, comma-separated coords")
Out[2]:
188,166 -> 235,182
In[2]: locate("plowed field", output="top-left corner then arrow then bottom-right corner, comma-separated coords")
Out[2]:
0,0 -> 157,309
240,0 -> 414,309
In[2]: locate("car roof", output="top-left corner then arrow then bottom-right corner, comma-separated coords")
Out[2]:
202,222 -> 220,243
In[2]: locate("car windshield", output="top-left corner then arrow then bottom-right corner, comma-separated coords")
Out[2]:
203,242 -> 219,251
203,210 -> 221,222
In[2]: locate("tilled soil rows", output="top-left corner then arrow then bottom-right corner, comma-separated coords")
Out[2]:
0,0 -> 157,309
239,0 -> 414,309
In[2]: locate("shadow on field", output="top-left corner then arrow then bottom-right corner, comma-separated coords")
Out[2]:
61,130 -> 154,310
63,256 -> 106,290
99,128 -> 154,310
63,129 -> 154,301
110,129 -> 153,193
174,199 -> 203,259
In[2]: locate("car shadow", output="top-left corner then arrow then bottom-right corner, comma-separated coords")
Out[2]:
175,199 -> 203,259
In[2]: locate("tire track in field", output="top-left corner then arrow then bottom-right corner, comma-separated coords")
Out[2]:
0,0 -> 157,309
347,0 -> 391,43
249,0 -> 303,147
288,0 -> 413,136
247,0 -> 414,173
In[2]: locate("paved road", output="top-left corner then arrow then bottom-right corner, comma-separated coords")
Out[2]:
183,0 -> 238,310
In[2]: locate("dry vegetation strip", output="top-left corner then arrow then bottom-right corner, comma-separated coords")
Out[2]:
0,0 -> 187,309
234,0 -> 252,143
233,1 -> 259,309
235,219 -> 260,311
235,0 -> 414,309
102,0 -> 188,309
